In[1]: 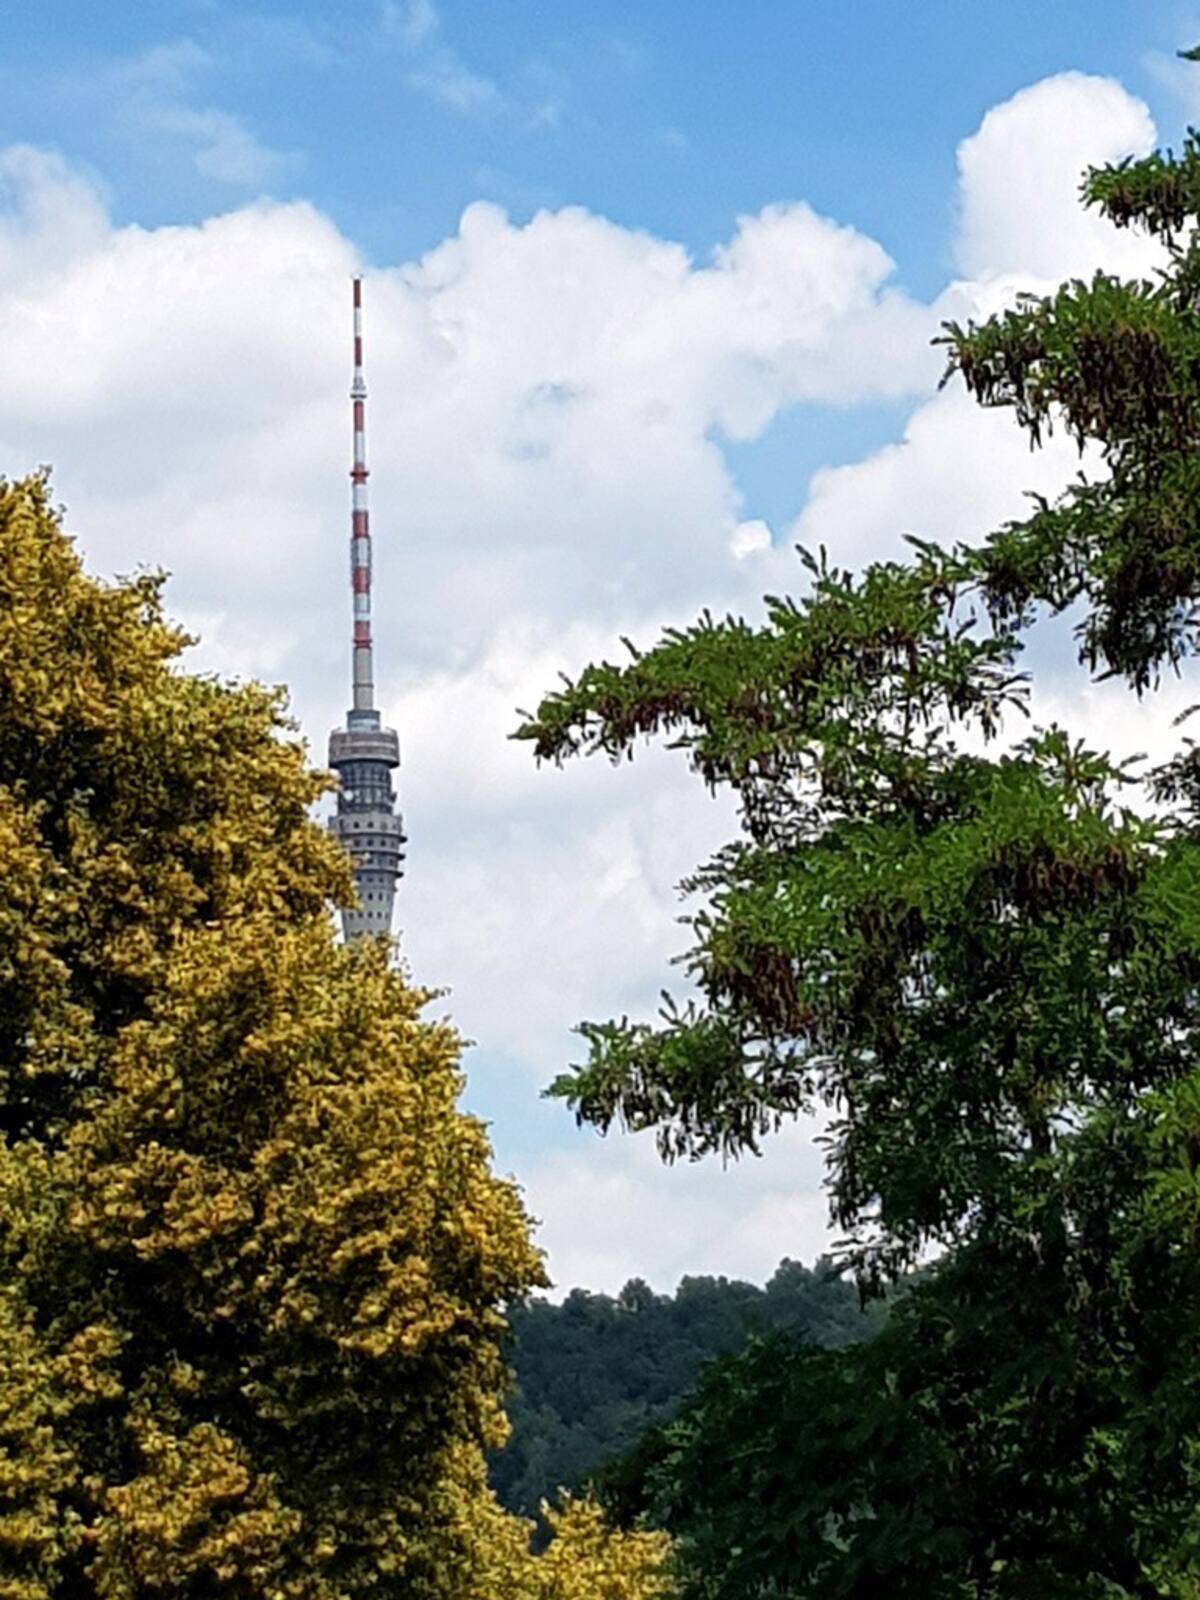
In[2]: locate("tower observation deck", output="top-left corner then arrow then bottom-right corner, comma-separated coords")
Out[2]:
328,277 -> 405,940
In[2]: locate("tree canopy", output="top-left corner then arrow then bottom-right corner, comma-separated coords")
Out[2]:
516,122 -> 1200,1594
491,1257 -> 877,1526
0,474 -> 668,1600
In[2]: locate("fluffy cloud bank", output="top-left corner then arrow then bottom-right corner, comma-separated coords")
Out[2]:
953,72 -> 1157,282
0,70 -> 1166,1292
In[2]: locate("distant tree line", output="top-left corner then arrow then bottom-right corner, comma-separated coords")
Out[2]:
492,1258 -> 883,1523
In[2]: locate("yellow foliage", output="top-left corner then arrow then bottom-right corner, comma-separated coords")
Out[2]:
0,476 -> 671,1598
417,1445 -> 672,1600
486,1497 -> 673,1600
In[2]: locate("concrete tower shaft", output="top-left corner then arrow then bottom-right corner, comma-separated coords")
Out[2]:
328,276 -> 405,941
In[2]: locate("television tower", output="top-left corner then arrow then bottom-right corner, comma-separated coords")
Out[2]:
328,276 -> 405,940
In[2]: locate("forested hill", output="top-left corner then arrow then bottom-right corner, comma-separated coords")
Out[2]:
492,1257 -> 881,1519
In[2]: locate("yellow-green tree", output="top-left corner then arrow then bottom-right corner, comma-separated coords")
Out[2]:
0,475 -> 669,1600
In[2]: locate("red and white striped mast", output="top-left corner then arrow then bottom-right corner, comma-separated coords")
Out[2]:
350,275 -> 374,713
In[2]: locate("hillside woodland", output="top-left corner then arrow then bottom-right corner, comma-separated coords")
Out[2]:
493,1257 -> 879,1522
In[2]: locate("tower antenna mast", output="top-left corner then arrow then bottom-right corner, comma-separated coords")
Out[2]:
350,276 -> 374,713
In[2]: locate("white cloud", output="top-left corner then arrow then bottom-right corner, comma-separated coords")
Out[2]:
730,518 -> 772,559
953,71 -> 1159,283
0,146 -> 110,286
0,67 -> 1177,1292
792,384 -> 1087,571
526,1121 -> 832,1295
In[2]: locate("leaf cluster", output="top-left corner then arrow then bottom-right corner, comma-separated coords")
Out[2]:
937,139 -> 1200,687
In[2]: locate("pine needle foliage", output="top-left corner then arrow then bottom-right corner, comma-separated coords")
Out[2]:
0,475 -> 669,1600
516,112 -> 1200,1596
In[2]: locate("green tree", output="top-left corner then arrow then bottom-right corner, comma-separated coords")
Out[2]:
0,475 -> 669,1600
491,1258 -> 873,1526
516,120 -> 1200,1594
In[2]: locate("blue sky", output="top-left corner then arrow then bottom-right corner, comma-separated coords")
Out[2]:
2,2 -> 1198,1291
3,1 -> 1188,282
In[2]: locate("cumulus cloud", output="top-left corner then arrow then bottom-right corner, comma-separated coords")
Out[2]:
0,146 -> 111,285
792,385 -> 1085,571
953,71 -> 1159,282
731,518 -> 772,559
0,66 -> 1173,1292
